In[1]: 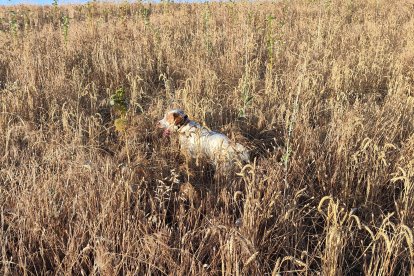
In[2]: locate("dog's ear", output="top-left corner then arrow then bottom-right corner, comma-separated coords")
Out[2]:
173,112 -> 187,126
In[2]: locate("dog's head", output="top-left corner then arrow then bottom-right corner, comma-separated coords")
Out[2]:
157,109 -> 189,137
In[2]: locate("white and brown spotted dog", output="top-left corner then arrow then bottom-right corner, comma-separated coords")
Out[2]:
157,109 -> 250,172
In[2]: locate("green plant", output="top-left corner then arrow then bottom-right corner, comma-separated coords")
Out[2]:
265,15 -> 276,66
52,0 -> 59,20
110,87 -> 129,132
9,10 -> 18,35
110,87 -> 131,163
61,15 -> 69,43
238,59 -> 254,118
202,6 -> 213,56
238,73 -> 253,118
140,6 -> 151,25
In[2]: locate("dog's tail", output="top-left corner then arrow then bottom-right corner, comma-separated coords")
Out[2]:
235,143 -> 250,163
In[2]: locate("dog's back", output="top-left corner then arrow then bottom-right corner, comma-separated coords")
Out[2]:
181,125 -> 250,170
158,109 -> 250,171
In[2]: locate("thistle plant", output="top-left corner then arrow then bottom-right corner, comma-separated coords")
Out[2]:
110,87 -> 129,132
140,6 -> 151,25
9,10 -> 18,36
238,58 -> 254,118
52,0 -> 59,23
110,87 -> 131,163
238,75 -> 253,118
61,15 -> 69,43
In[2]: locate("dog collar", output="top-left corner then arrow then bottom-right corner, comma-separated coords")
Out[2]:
177,115 -> 189,129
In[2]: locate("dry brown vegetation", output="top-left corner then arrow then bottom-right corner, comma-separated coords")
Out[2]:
1,0 -> 414,274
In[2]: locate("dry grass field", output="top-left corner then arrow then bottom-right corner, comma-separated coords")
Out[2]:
1,0 -> 414,274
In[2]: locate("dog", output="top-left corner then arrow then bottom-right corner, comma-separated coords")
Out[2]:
157,109 -> 250,172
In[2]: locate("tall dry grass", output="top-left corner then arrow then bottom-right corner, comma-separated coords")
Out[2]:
1,0 -> 414,274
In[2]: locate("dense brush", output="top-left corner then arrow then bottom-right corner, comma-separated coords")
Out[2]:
1,0 -> 413,274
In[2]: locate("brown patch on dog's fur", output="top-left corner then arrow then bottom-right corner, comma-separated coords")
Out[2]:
173,112 -> 185,125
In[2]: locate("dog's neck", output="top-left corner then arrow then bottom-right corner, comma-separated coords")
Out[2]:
176,115 -> 189,129
178,120 -> 200,134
